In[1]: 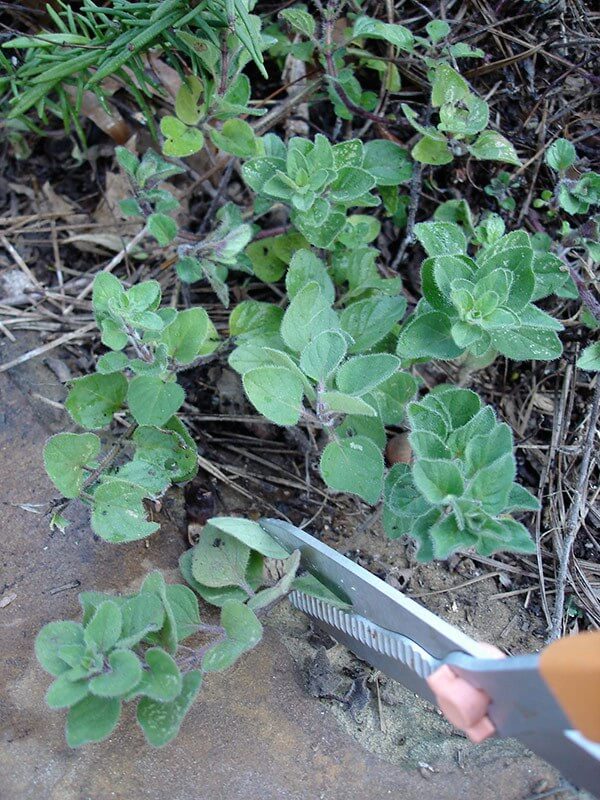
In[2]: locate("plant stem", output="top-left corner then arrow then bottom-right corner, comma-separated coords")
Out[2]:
548,375 -> 600,640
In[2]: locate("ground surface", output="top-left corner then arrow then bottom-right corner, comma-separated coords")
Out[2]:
0,334 -> 583,800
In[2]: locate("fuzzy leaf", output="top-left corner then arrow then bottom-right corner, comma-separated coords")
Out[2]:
159,308 -> 211,364
84,600 -> 122,653
281,282 -> 340,353
89,649 -> 142,697
341,296 -> 406,353
66,695 -> 121,748
137,648 -> 182,702
243,366 -> 304,425
412,460 -> 464,504
320,436 -> 384,504
137,671 -> 202,747
43,432 -> 101,499
35,621 -> 84,677
118,593 -> 165,649
209,517 -> 290,558
300,330 -> 348,382
191,527 -> 251,589
577,342 -> 600,371
414,222 -> 467,257
127,377 -> 185,426
335,354 -> 400,395
65,373 -> 127,430
147,213 -> 178,245
363,140 -> 412,186
46,675 -> 90,709
91,480 -> 159,543
132,424 -> 197,484
397,311 -> 463,360
202,601 -> 263,672
468,131 -> 520,166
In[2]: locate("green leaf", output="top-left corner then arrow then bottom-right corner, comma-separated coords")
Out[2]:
320,436 -> 384,504
208,517 -> 290,559
414,222 -> 467,257
191,527 -> 250,589
66,695 -> 121,748
412,136 -> 453,165
300,331 -> 348,382
489,326 -> 562,361
281,281 -> 339,353
397,311 -> 463,360
506,483 -> 540,512
247,550 -> 300,611
89,649 -> 142,697
175,75 -> 204,125
147,213 -> 178,246
279,8 -> 316,37
140,572 -> 178,654
35,621 -> 84,677
229,300 -> 283,338
242,366 -> 304,426
127,376 -> 185,426
97,351 -> 129,374
466,452 -> 515,512
362,140 -> 412,186
202,600 -> 263,673
92,272 -> 125,323
118,593 -> 165,649
467,131 -> 520,166
165,584 -> 200,642
320,390 -> 377,416
115,147 -> 139,178
329,167 -> 376,203
341,296 -> 407,353
210,118 -> 258,158
337,415 -> 386,448
366,371 -> 418,425
426,19 -> 450,42
137,648 -> 182,702
159,307 -> 210,364
285,250 -> 335,304
352,17 -> 413,51
65,373 -> 127,430
137,671 -> 202,747
161,116 -> 204,158
46,675 -> 90,709
431,64 -> 469,106
84,600 -> 122,653
91,480 -> 159,543
412,459 -> 464,503
335,354 -> 400,395
111,459 -> 170,496
577,342 -> 600,371
43,432 -> 101,499
180,549 -> 265,607
545,138 -> 576,172
291,573 -> 351,609
132,423 -> 197,484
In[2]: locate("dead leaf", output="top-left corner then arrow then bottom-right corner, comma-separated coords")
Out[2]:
0,592 -> 17,609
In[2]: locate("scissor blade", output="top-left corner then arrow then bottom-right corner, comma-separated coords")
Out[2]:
260,519 -> 491,660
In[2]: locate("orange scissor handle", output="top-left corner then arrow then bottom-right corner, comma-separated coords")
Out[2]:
540,630 -> 600,742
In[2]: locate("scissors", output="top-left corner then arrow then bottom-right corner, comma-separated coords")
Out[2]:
260,519 -> 600,797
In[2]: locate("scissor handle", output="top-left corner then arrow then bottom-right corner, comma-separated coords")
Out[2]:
540,630 -> 600,742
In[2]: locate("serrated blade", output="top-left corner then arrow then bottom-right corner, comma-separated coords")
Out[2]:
290,590 -> 440,698
261,518 -> 492,661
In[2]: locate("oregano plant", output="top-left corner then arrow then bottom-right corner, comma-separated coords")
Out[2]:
36,518 -> 347,747
43,272 -> 219,540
